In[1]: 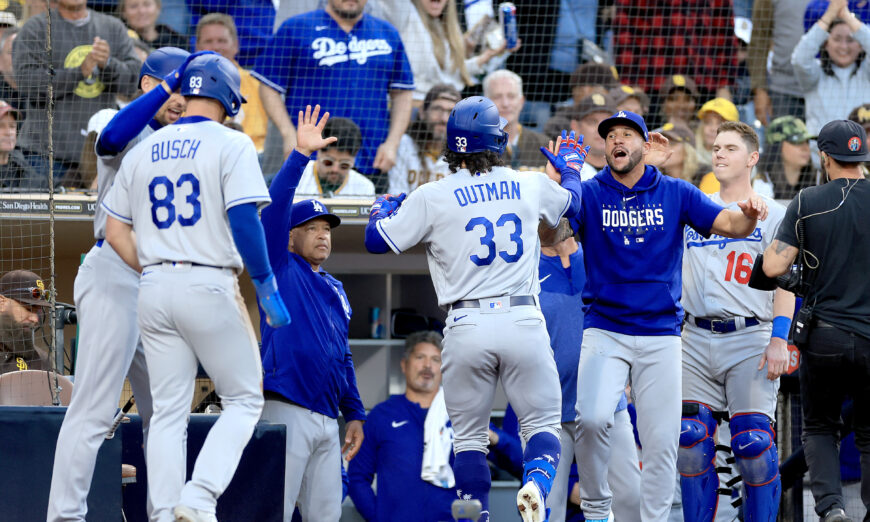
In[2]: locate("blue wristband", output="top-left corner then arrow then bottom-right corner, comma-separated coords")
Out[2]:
772,315 -> 791,340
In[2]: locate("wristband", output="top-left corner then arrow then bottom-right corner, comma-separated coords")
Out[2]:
772,315 -> 791,340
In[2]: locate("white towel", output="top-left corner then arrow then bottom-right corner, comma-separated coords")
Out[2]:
421,387 -> 455,488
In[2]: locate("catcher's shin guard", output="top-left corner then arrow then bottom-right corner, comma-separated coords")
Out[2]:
678,401 -> 719,522
730,413 -> 780,522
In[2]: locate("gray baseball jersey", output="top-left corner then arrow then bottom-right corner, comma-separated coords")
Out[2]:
681,194 -> 786,321
376,167 -> 571,306
91,108 -> 156,240
386,134 -> 452,194
47,111 -> 155,521
102,120 -> 271,268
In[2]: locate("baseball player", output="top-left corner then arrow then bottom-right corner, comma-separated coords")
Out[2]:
678,121 -> 792,521
570,110 -> 769,522
257,104 -> 367,522
536,218 -> 642,522
47,47 -> 204,522
102,53 -> 290,522
365,95 -> 589,522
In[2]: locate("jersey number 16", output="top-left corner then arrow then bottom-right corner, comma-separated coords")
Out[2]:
148,174 -> 202,229
724,251 -> 753,284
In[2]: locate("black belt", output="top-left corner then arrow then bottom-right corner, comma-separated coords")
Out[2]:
145,261 -> 226,270
451,295 -> 536,310
687,314 -> 759,334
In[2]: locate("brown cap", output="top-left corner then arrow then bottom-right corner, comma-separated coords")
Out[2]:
0,100 -> 19,121
848,103 -> 870,125
653,122 -> 695,145
661,74 -> 699,98
0,270 -> 50,307
422,83 -> 462,112
608,85 -> 650,112
568,93 -> 615,122
570,62 -> 619,89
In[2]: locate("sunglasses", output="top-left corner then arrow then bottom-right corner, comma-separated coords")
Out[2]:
320,158 -> 353,170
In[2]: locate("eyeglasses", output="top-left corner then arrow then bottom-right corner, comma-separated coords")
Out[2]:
320,157 -> 353,170
18,286 -> 50,301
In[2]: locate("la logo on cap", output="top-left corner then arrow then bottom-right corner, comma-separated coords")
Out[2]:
617,111 -> 626,118
848,136 -> 862,152
313,201 -> 323,212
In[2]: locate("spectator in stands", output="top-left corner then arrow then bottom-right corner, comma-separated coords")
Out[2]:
0,28 -> 21,114
792,0 -> 870,138
0,270 -> 49,374
255,0 -> 414,183
754,116 -> 819,199
0,101 -> 41,191
119,0 -> 188,50
695,97 -> 739,166
14,0 -> 141,185
659,75 -> 700,129
297,117 -> 375,197
347,330 -> 523,522
568,93 -> 615,179
655,122 -> 709,186
849,102 -> 870,134
484,69 -> 549,171
569,61 -> 620,105
387,83 -> 459,195
804,0 -> 870,30
188,1 -> 275,68
379,0 -> 512,107
611,1 -> 737,100
195,13 -> 268,154
749,0 -> 813,125
609,85 -> 650,118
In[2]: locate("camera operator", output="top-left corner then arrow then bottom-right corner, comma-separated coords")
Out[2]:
761,119 -> 870,522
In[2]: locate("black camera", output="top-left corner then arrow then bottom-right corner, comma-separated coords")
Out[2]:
776,262 -> 809,298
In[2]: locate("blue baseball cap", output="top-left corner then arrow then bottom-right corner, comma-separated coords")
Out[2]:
597,110 -> 649,142
290,199 -> 341,229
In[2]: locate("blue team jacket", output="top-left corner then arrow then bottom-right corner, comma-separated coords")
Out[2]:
259,151 -> 366,422
571,165 -> 723,336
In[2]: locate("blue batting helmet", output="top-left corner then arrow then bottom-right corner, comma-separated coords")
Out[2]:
180,54 -> 246,117
446,96 -> 508,155
139,47 -> 189,88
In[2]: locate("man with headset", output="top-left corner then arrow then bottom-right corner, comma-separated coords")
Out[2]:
761,120 -> 870,522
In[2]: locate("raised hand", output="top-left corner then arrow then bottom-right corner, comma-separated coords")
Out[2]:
540,130 -> 590,177
295,104 -> 338,157
370,193 -> 406,220
164,50 -> 217,92
645,131 -> 674,168
737,194 -> 769,221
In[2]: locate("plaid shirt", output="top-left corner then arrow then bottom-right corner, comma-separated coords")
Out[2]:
612,0 -> 738,96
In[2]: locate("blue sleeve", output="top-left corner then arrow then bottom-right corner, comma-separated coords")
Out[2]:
252,20 -> 295,93
339,345 -> 367,422
487,423 -> 524,480
389,27 -> 415,90
560,169 -> 583,219
96,85 -> 169,156
261,150 -> 309,268
347,413 -> 379,521
680,182 -> 725,238
364,218 -> 391,254
227,203 -> 272,284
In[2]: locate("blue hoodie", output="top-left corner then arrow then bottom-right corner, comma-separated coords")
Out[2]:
571,165 -> 723,336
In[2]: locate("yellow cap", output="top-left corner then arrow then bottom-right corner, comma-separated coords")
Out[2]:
697,97 -> 739,122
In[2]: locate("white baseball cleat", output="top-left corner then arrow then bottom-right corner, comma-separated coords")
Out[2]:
174,505 -> 218,522
516,480 -> 546,522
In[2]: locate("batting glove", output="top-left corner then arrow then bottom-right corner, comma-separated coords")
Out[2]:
254,274 -> 291,327
540,130 -> 590,175
163,50 -> 217,92
370,193 -> 407,220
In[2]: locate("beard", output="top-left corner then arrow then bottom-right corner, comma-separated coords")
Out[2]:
331,0 -> 364,19
606,147 -> 643,175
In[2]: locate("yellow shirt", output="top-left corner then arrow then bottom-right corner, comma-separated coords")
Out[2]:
698,171 -> 719,194
238,66 -> 267,152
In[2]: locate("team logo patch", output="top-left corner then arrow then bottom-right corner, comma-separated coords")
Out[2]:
617,111 -> 626,118
313,201 -> 324,212
489,300 -> 503,309
848,136 -> 862,152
